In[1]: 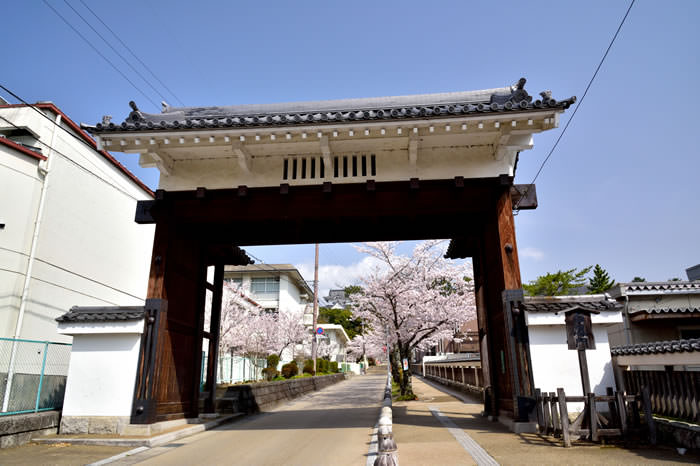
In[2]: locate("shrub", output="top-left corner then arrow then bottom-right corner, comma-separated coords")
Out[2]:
303,359 -> 315,375
281,361 -> 299,379
330,361 -> 339,373
262,354 -> 280,380
267,354 -> 280,368
317,359 -> 329,373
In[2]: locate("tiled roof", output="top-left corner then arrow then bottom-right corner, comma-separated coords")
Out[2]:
520,295 -> 622,313
630,306 -> 700,315
622,281 -> 700,294
56,306 -> 145,323
84,78 -> 575,134
610,338 -> 700,356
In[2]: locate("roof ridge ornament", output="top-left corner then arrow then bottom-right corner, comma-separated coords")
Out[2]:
490,77 -> 532,105
127,100 -> 144,123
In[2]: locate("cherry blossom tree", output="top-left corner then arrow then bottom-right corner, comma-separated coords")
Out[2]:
350,241 -> 476,396
218,282 -> 275,366
347,331 -> 387,363
217,282 -> 311,369
275,307 -> 310,360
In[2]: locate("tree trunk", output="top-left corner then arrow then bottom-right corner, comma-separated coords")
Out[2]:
398,345 -> 413,397
389,350 -> 401,385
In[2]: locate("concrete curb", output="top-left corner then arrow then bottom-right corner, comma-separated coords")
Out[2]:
32,413 -> 242,449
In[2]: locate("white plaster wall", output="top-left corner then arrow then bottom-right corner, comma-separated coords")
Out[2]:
528,325 -> 617,401
0,148 -> 42,335
0,106 -> 155,343
60,332 -> 141,417
278,274 -> 306,315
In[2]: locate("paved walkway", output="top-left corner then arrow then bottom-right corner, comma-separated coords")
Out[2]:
393,376 -> 700,465
113,373 -> 385,465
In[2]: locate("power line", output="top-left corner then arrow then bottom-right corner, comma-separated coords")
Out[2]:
42,0 -> 160,111
0,266 -> 122,305
0,246 -> 146,301
0,83 -> 155,200
0,112 -> 143,202
0,83 -> 140,180
62,0 -> 176,107
77,0 -> 185,107
514,0 -> 635,212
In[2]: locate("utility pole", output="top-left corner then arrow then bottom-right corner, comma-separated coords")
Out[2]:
312,243 -> 319,374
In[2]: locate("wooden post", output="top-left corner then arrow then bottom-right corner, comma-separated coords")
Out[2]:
642,386 -> 657,445
542,392 -> 552,435
577,342 -> 592,397
550,392 -> 560,437
616,391 -> 628,436
558,388 -> 571,447
204,263 -> 224,413
535,389 -> 544,433
606,387 -> 620,428
587,393 -> 598,442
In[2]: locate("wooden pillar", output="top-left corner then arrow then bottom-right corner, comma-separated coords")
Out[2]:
204,263 -> 224,413
131,216 -> 206,424
473,245 -> 496,416
477,183 -> 523,418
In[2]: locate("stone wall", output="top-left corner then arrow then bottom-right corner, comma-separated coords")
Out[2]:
216,374 -> 347,413
0,411 -> 60,448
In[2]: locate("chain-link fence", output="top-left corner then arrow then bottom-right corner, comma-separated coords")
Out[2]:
0,338 -> 72,415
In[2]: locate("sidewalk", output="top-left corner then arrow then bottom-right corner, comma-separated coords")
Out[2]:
392,376 -> 699,465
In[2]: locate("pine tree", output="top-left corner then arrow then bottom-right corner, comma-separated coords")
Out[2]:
588,264 -> 615,293
523,267 -> 592,296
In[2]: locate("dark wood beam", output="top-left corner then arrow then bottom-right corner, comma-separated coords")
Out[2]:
510,184 -> 538,210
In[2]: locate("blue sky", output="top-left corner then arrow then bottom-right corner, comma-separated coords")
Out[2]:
4,1 -> 699,293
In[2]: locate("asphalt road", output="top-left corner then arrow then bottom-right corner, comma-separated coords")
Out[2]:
117,373 -> 385,466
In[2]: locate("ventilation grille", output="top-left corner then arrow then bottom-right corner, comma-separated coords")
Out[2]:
282,154 -> 376,181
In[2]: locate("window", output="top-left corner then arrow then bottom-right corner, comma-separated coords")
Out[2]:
251,277 -> 280,297
227,277 -> 243,287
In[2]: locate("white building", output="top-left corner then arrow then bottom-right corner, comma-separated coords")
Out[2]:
0,102 -> 154,344
224,264 -> 313,317
316,323 -> 350,364
224,264 -> 313,363
522,295 -> 623,401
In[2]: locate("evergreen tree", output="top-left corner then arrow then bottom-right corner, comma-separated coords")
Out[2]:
631,276 -> 646,282
523,266 -> 592,296
588,264 -> 615,293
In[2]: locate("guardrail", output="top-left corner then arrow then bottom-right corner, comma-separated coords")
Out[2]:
414,362 -> 484,395
374,371 -> 398,466
0,338 -> 72,416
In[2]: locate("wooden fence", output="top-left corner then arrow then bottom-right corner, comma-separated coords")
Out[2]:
535,386 -> 656,447
413,363 -> 484,395
622,369 -> 700,424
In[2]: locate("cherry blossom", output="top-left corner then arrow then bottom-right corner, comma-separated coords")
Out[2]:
350,241 -> 476,395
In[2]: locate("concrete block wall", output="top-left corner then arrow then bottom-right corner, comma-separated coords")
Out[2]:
216,374 -> 346,413
0,411 -> 60,448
